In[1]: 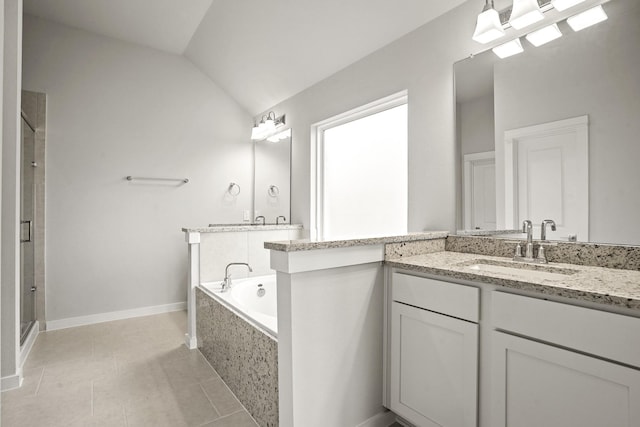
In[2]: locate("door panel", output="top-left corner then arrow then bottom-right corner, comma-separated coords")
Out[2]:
20,117 -> 37,343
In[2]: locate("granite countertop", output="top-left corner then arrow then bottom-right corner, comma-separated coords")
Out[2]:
183,224 -> 303,233
387,251 -> 640,311
264,231 -> 449,252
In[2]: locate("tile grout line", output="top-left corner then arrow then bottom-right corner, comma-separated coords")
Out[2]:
91,380 -> 94,416
198,382 -> 222,419
34,367 -> 45,395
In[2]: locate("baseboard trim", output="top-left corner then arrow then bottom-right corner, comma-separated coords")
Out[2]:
20,321 -> 40,368
1,371 -> 23,392
185,333 -> 198,349
46,302 -> 186,331
356,409 -> 398,427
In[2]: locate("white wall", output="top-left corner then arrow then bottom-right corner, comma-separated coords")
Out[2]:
21,15 -> 253,322
257,1 -> 484,234
1,0 -> 21,387
494,0 -> 640,244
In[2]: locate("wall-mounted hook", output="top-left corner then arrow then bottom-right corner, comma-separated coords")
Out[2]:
268,185 -> 279,197
228,182 -> 241,196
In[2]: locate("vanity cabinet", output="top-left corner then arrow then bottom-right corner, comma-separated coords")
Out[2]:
389,272 -> 479,427
492,292 -> 640,427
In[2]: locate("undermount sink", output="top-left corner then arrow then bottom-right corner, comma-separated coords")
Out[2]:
460,259 -> 578,282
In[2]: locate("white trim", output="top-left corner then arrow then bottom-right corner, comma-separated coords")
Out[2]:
463,151 -> 495,230
270,244 -> 385,274
46,302 -> 186,331
309,90 -> 408,240
19,320 -> 39,368
1,371 -> 23,392
184,334 -> 197,350
355,410 -> 398,427
504,115 -> 588,237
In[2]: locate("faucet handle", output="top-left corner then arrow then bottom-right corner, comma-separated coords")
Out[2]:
536,245 -> 548,264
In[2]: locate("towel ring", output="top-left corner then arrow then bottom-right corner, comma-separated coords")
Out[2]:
228,182 -> 241,196
268,185 -> 280,197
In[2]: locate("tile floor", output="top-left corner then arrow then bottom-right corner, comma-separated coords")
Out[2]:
1,311 -> 259,427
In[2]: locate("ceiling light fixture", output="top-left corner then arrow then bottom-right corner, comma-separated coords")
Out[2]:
567,5 -> 608,31
251,112 -> 286,141
509,0 -> 545,30
551,0 -> 585,12
492,38 -> 525,58
525,23 -> 563,46
472,0 -> 505,44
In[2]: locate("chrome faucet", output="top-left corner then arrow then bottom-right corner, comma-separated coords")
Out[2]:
541,219 -> 557,241
276,215 -> 286,225
254,216 -> 265,225
522,220 -> 534,259
221,262 -> 252,292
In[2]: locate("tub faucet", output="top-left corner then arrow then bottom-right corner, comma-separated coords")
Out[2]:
522,220 -> 534,259
222,262 -> 253,292
276,215 -> 286,225
255,216 -> 265,225
541,219 -> 557,241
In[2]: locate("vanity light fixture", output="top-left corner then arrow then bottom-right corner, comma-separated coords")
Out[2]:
266,128 -> 291,143
525,23 -> 562,46
251,112 -> 285,140
492,38 -> 524,58
509,0 -> 545,30
551,0 -> 585,12
472,0 -> 505,44
567,5 -> 608,31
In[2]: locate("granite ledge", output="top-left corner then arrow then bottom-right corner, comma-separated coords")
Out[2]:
264,231 -> 449,252
183,224 -> 303,233
387,251 -> 640,312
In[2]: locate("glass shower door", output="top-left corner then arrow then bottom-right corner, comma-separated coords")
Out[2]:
20,116 -> 37,344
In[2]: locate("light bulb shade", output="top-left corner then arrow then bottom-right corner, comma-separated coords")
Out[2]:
525,23 -> 562,47
567,5 -> 607,32
264,118 -> 276,133
509,0 -> 544,30
251,126 -> 261,140
551,0 -> 585,12
472,8 -> 505,44
492,38 -> 524,58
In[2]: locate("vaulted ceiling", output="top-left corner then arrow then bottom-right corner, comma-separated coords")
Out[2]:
24,0 -> 468,115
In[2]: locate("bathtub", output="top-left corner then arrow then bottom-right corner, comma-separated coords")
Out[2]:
196,275 -> 279,426
200,274 -> 278,337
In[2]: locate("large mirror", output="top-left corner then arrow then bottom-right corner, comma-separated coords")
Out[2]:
455,0 -> 640,245
253,130 -> 291,223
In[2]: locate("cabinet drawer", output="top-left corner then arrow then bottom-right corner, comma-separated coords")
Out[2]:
392,272 -> 479,322
493,291 -> 640,368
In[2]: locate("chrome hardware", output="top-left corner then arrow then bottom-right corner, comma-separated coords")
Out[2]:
536,245 -> 548,264
254,216 -> 266,225
268,185 -> 280,197
568,234 -> 577,242
126,176 -> 189,184
541,219 -> 557,241
31,161 -> 38,168
221,262 -> 253,292
227,182 -> 240,196
30,286 -> 37,292
513,242 -> 523,260
257,284 -> 266,297
276,215 -> 286,225
522,220 -> 534,260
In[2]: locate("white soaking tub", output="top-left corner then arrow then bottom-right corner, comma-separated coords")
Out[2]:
200,274 -> 277,337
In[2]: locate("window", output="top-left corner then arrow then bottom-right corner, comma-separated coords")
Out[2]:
312,92 -> 408,240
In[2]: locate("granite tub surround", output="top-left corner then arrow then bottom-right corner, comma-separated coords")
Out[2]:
196,288 -> 278,427
446,235 -> 640,271
264,231 -> 448,252
387,251 -> 640,311
183,223 -> 303,233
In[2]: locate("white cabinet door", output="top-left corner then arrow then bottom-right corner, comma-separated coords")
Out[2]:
390,302 -> 478,427
492,331 -> 640,427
